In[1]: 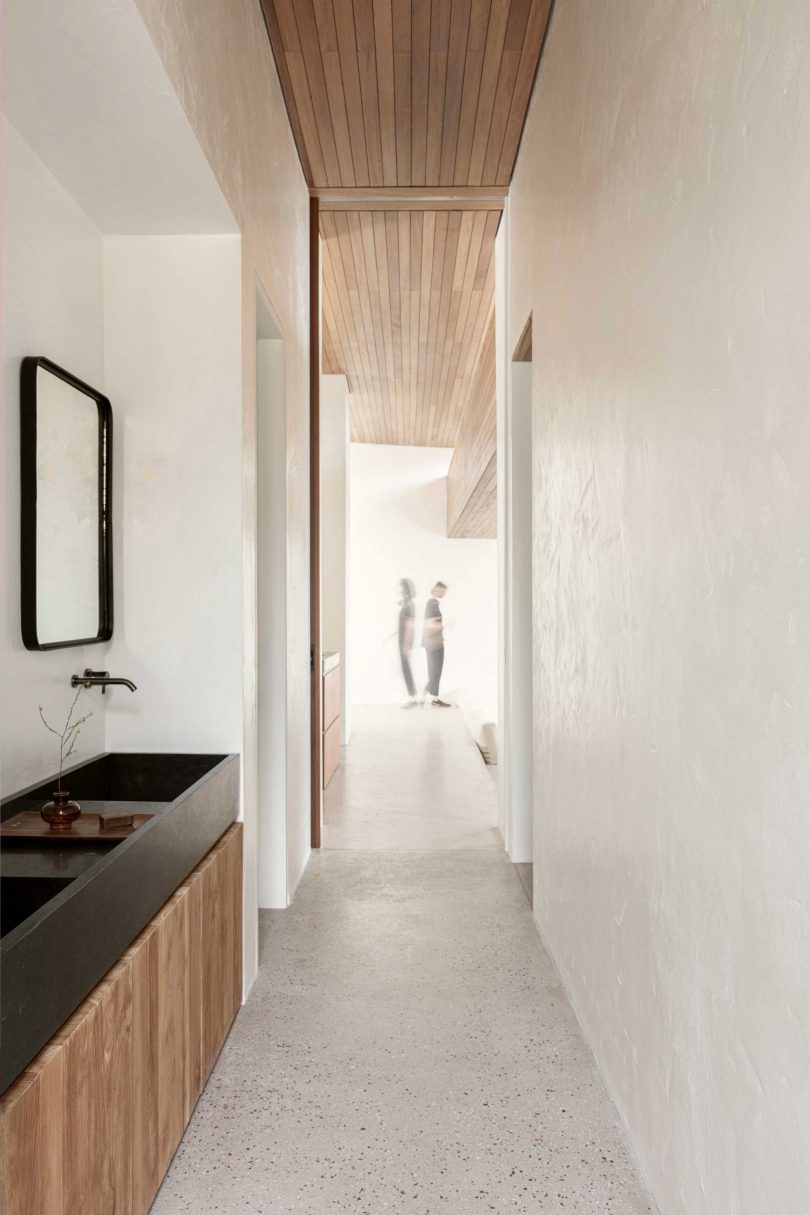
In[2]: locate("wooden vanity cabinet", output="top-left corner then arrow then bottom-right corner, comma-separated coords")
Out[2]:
0,822 -> 243,1215
323,659 -> 341,788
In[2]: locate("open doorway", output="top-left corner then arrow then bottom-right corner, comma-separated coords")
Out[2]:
321,440 -> 500,850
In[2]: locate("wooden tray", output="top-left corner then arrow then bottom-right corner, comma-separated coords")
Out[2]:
0,810 -> 155,842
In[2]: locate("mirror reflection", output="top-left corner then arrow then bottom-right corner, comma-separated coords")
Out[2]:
21,357 -> 112,650
36,368 -> 100,643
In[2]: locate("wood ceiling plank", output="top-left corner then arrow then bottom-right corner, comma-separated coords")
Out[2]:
426,209 -> 460,442
354,0 -> 385,185
397,210 -> 412,437
384,211 -> 404,439
438,0 -> 472,185
392,0 -> 412,186
320,198 -> 503,210
443,209 -> 486,382
466,0 -> 510,184
408,211 -> 421,442
420,209 -> 446,443
314,184 -> 507,198
357,210 -> 388,410
433,209 -> 473,442
496,0 -> 552,183
425,2 -> 450,185
273,0 -> 304,50
284,52 -> 330,186
333,211 -> 378,437
410,0 -> 431,186
480,0 -> 531,185
436,209 -> 483,442
322,218 -> 372,434
345,211 -> 386,413
450,0 -> 489,181
371,210 -> 398,438
416,209 -> 436,440
322,50 -> 359,184
312,0 -> 338,49
291,0 -> 344,186
331,0 -> 371,185
373,0 -> 398,186
327,214 -> 375,436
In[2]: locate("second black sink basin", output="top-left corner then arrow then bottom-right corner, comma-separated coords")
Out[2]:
1,753 -> 227,820
1,875 -> 74,938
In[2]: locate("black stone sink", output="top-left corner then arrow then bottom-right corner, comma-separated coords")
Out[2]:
1,875 -> 74,939
0,752 -> 226,820
0,751 -> 238,1093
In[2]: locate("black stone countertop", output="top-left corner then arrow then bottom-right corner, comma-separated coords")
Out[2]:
0,752 -> 239,1094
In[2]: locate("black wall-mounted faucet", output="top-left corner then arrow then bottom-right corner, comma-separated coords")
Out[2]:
71,668 -> 137,695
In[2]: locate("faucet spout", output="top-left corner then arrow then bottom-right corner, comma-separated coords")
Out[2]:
71,669 -> 137,694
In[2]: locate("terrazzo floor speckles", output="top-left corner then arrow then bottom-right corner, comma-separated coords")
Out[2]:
151,712 -> 655,1214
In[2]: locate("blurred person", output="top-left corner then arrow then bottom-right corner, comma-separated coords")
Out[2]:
396,578 -> 418,708
423,581 -> 450,706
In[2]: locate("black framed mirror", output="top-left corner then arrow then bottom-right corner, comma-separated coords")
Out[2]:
20,356 -> 113,650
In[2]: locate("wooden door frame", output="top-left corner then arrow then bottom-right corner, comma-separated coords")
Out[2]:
309,197 -> 322,848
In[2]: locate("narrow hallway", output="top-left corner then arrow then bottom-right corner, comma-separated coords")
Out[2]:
152,713 -> 655,1214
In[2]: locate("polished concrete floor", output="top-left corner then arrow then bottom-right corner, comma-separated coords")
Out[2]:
152,707 -> 654,1214
323,705 -> 500,850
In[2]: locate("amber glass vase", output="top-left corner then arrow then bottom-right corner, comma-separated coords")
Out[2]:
41,790 -> 81,829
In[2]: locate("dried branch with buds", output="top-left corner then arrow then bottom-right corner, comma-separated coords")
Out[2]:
38,689 -> 94,791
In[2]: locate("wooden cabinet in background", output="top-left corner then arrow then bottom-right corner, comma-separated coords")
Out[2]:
0,822 -> 243,1215
323,660 -> 341,788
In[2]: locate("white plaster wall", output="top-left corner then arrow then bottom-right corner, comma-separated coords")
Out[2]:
102,238 -> 242,759
350,444 -> 497,718
134,0 -> 312,968
504,360 -> 533,864
321,375 -> 351,743
257,333 -> 287,908
509,1 -> 810,1210
1,118 -> 108,794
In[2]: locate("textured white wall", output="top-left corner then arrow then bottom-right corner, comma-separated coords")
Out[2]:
103,237 -> 242,758
509,1 -> 810,1211
256,333 -> 287,908
350,444 -> 498,718
1,118 -> 108,794
135,0 -> 312,975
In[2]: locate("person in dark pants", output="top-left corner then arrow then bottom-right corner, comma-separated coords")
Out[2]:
397,578 -> 418,708
422,581 -> 450,706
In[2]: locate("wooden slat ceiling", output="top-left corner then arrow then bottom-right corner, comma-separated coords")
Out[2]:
260,0 -> 552,190
321,208 -> 498,445
261,0 -> 550,454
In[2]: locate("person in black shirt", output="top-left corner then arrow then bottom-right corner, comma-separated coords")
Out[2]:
397,578 -> 418,708
422,581 -> 450,706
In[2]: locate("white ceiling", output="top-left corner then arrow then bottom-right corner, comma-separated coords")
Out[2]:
2,0 -> 238,235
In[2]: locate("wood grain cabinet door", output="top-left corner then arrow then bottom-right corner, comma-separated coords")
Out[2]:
0,822 -> 243,1215
200,824 -> 243,1082
323,666 -> 341,730
0,959 -> 133,1215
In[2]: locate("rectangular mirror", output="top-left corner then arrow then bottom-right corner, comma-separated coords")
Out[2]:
20,357 -> 113,650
